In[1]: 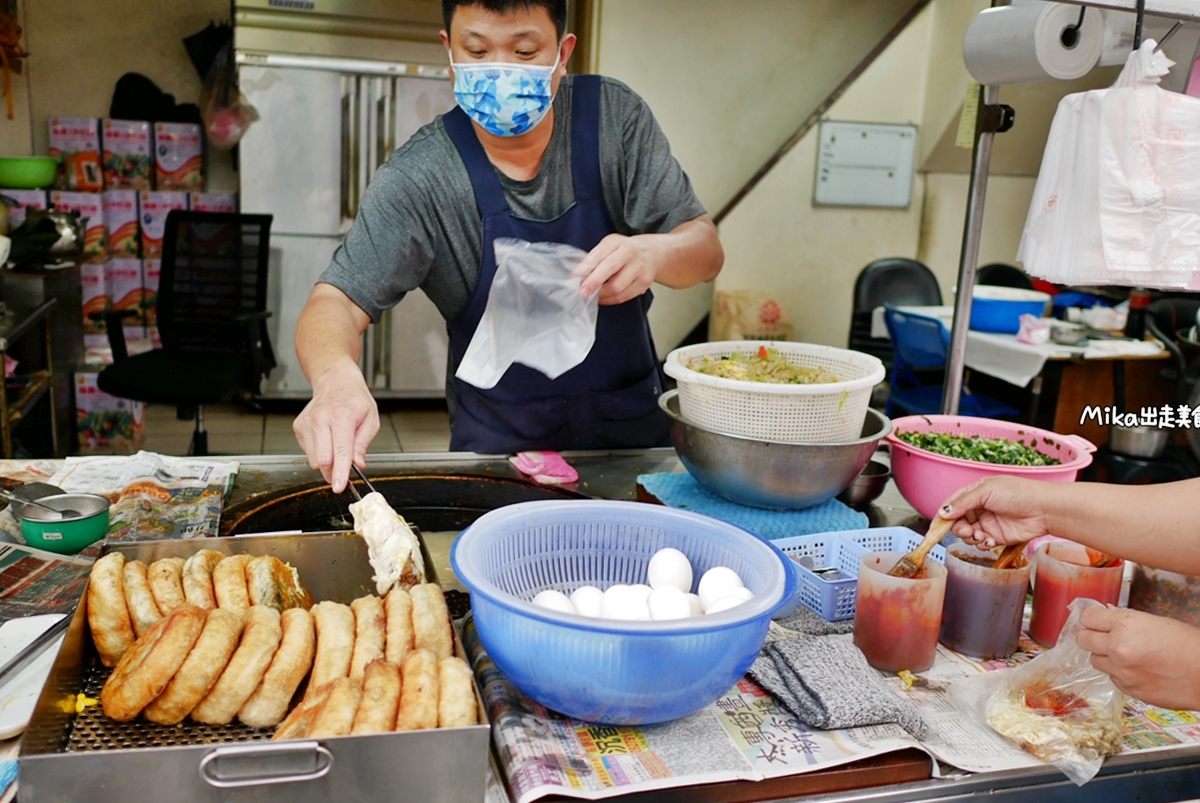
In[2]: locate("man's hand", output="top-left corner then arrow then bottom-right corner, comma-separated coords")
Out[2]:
577,233 -> 659,306
293,283 -> 377,493
293,360 -> 379,492
577,215 -> 723,305
938,476 -> 1054,549
1077,606 -> 1200,711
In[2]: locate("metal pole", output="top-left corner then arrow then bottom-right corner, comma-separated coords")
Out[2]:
942,84 -> 999,415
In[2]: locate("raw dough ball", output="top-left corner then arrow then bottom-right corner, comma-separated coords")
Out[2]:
532,590 -> 576,615
647,548 -> 693,593
647,586 -> 691,620
698,567 -> 744,612
569,586 -> 604,618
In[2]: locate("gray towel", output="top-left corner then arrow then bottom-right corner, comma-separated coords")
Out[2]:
771,605 -> 856,638
749,635 -> 929,740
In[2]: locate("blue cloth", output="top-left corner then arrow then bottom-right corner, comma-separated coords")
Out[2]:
0,760 -> 15,795
444,75 -> 670,453
638,472 -> 868,541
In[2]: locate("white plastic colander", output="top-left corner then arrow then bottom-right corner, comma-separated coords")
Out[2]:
663,341 -> 885,443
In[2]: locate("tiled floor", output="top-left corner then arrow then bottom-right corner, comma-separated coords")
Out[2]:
139,403 -> 453,456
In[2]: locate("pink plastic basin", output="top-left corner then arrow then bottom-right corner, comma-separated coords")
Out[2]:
886,415 -> 1096,520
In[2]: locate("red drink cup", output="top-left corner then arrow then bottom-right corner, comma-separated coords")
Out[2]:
854,551 -> 947,672
1029,542 -> 1123,647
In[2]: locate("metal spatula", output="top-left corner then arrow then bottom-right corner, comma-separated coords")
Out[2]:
888,516 -> 954,578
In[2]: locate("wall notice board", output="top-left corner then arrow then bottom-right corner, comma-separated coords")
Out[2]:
814,121 -> 917,208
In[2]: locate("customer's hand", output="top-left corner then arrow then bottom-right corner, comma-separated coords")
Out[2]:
938,476 -> 1053,548
1077,605 -> 1200,711
577,233 -> 660,306
293,360 -> 379,493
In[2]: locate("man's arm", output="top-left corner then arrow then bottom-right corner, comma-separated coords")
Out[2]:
292,283 -> 379,492
941,476 -> 1200,574
577,214 -> 723,305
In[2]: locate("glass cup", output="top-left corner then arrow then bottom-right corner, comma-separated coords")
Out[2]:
939,545 -> 1031,659
853,551 -> 947,672
1029,542 -> 1123,647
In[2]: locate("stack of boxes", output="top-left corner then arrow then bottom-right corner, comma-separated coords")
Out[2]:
1,116 -> 241,453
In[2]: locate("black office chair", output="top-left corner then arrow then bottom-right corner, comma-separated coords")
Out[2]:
848,257 -> 943,368
98,211 -> 275,455
976,263 -> 1035,290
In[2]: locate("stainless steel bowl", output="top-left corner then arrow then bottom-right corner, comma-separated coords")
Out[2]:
1110,425 -> 1169,459
1050,323 -> 1087,346
837,459 -> 891,509
660,390 -> 892,510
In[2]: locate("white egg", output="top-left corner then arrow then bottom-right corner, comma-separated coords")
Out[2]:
647,586 -> 691,620
600,585 -> 648,620
628,584 -> 653,602
532,589 -> 576,615
569,585 -> 604,618
705,594 -> 750,614
697,567 -> 744,611
647,548 -> 694,593
685,593 -> 704,617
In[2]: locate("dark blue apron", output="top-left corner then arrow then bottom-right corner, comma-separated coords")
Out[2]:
443,75 -> 671,454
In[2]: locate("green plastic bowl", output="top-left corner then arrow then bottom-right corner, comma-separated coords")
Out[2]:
17,493 -> 110,554
0,157 -> 59,189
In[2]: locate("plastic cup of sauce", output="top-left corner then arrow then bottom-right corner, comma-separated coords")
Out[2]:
939,545 -> 1031,659
1029,542 -> 1123,647
853,551 -> 947,672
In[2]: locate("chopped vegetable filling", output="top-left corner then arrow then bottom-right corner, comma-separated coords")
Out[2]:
896,431 -> 1060,466
688,347 -> 839,385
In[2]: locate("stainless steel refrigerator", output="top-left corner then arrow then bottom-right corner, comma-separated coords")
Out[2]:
237,53 -> 456,398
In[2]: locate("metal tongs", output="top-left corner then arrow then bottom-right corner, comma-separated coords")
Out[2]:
345,464 -> 378,501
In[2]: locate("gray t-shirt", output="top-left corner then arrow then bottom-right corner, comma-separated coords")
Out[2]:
319,75 -> 707,324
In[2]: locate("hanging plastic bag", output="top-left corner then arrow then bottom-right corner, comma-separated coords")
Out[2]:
456,238 -> 598,390
1018,40 -> 1200,289
200,43 -> 259,149
948,599 -> 1125,786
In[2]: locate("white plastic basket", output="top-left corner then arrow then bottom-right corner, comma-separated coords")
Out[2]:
663,341 -> 885,443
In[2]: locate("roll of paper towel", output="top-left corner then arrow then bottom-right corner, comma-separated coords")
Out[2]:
964,2 -> 1103,85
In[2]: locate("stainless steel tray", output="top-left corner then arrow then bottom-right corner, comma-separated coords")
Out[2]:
20,532 -> 492,803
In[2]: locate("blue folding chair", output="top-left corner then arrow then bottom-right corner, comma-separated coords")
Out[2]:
882,304 -> 1020,419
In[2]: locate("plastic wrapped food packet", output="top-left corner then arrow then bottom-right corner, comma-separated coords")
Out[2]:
948,599 -> 1125,786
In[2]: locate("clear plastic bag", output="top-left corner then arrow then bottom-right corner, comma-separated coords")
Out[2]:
456,238 -> 598,390
200,43 -> 259,149
948,599 -> 1126,786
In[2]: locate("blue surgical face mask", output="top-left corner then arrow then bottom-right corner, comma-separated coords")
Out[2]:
450,48 -> 561,137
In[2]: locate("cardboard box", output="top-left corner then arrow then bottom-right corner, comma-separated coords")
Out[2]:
48,116 -> 103,192
75,371 -> 143,454
137,191 -> 187,256
101,189 -> 139,256
50,191 -> 106,260
154,122 -> 203,190
107,258 -> 145,330
187,191 -> 236,213
142,258 -> 160,326
102,119 -> 153,190
1,189 -> 48,233
80,260 -> 108,335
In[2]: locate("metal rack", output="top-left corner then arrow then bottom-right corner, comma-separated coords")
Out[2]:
0,299 -> 58,458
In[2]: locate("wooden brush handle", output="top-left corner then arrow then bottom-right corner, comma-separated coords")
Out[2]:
992,542 -> 1024,570
912,516 -> 954,561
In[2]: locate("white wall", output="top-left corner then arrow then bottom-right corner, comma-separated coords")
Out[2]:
593,0 -> 928,355
714,5 -> 934,348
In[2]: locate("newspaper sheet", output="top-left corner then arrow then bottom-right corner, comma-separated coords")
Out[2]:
463,616 -> 925,803
0,542 -> 92,620
471,615 -> 1200,803
48,452 -> 238,540
880,631 -> 1200,774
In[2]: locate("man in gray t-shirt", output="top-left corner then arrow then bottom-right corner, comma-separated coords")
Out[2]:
294,0 -> 723,491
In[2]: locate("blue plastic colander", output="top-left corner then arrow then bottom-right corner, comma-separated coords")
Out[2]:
451,500 -> 796,725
